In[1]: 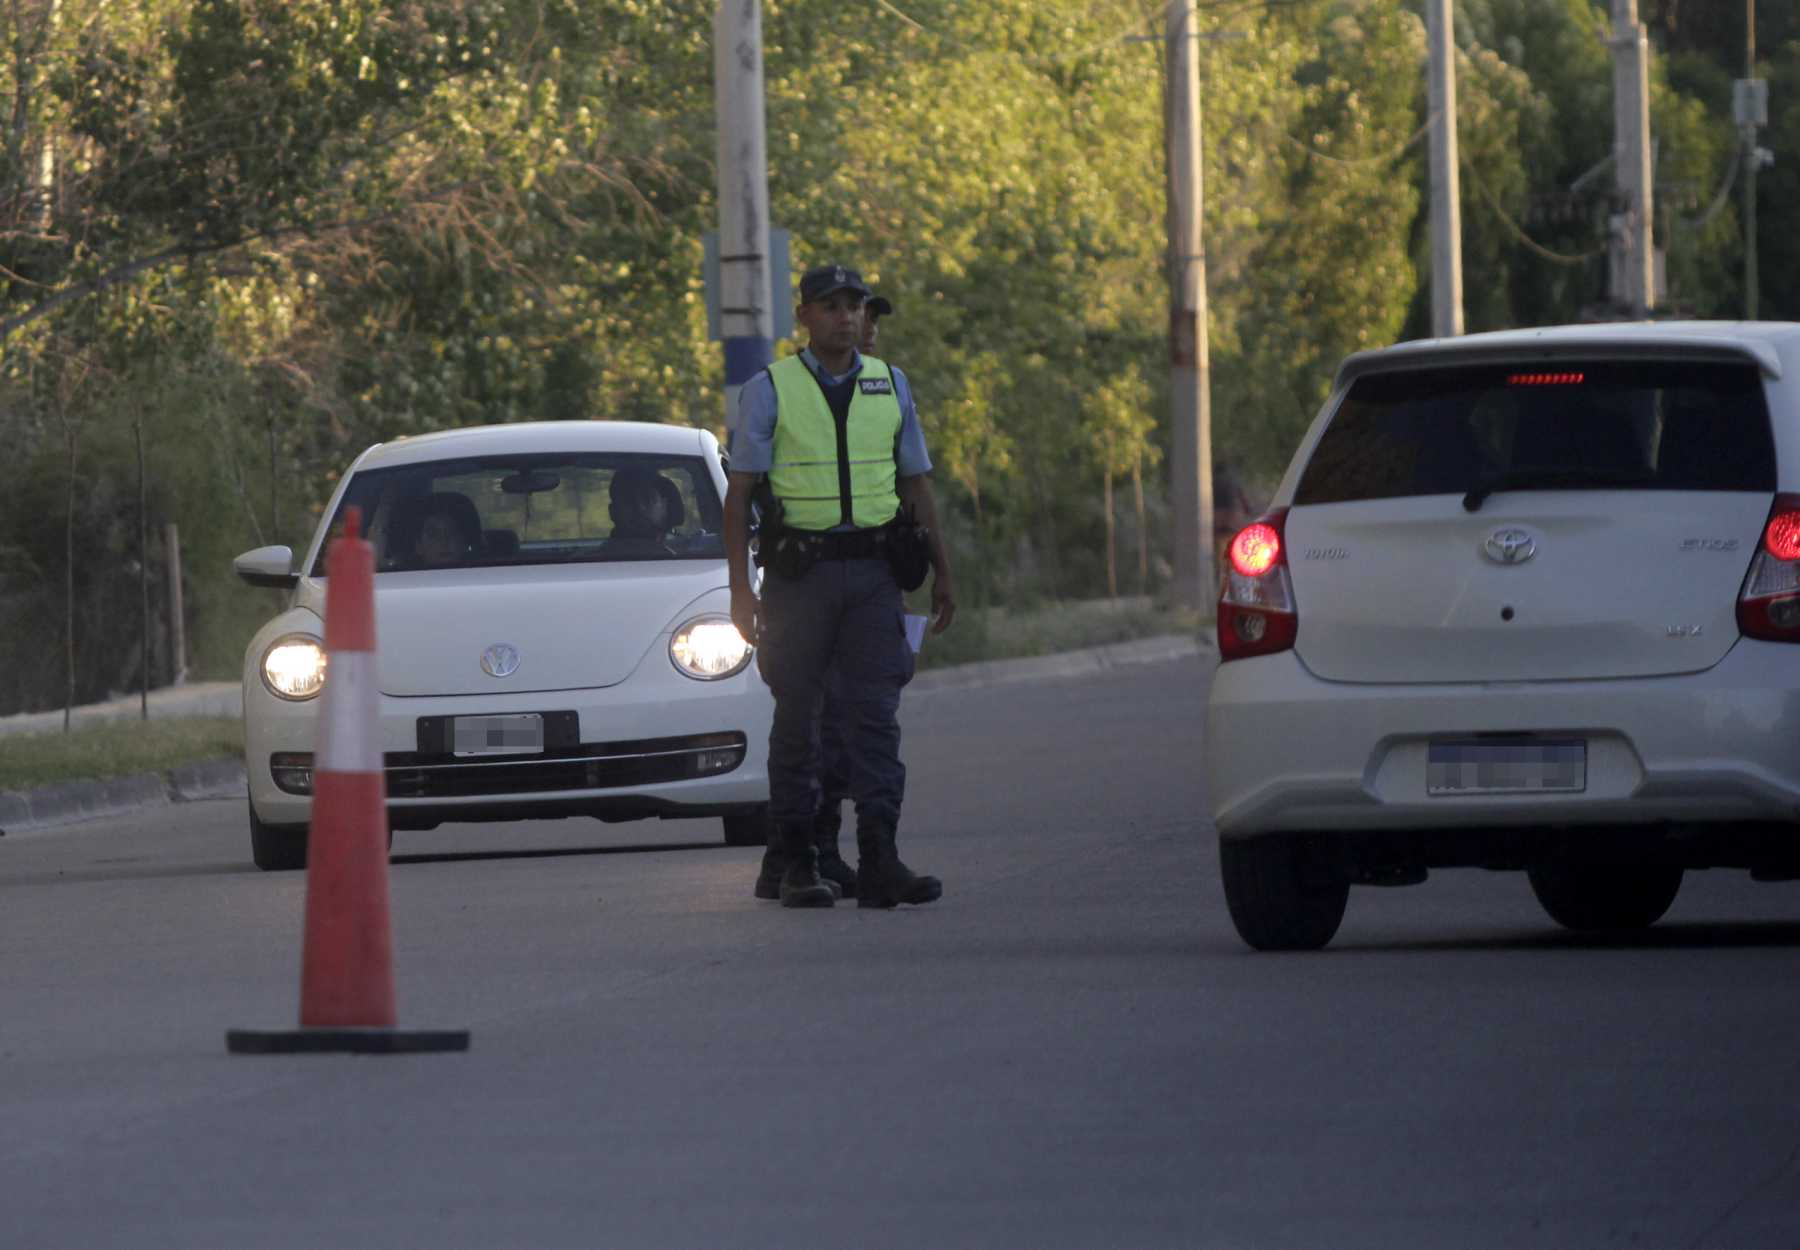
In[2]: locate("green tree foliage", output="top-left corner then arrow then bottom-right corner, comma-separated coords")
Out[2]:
0,0 -> 1785,713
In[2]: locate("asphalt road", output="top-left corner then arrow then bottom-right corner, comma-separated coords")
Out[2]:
4,656 -> 1800,1249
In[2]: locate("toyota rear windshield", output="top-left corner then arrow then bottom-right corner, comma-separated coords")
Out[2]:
311,452 -> 724,575
1294,360 -> 1774,507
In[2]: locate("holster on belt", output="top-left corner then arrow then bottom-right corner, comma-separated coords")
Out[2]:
753,492 -> 822,580
886,504 -> 931,592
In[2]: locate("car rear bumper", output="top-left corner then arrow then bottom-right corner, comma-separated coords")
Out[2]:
1206,639 -> 1800,839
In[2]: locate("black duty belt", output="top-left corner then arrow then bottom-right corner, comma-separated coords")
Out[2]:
807,524 -> 894,560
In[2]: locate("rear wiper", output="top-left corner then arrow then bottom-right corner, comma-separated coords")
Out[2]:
1461,466 -> 1655,512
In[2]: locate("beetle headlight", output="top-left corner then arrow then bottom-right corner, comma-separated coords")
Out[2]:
669,615 -> 753,680
261,633 -> 328,700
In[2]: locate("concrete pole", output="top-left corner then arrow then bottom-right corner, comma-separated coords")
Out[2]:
1612,0 -> 1655,317
1166,0 -> 1214,611
1426,0 -> 1464,338
713,0 -> 774,430
1745,0 -> 1759,320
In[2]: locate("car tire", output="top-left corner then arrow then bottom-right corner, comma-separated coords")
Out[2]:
1526,861 -> 1683,932
722,804 -> 772,847
1219,834 -> 1351,952
249,800 -> 308,872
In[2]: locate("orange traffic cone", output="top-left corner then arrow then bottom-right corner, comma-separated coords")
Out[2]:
229,507 -> 468,1055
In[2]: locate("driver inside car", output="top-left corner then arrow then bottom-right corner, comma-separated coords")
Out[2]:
606,466 -> 676,556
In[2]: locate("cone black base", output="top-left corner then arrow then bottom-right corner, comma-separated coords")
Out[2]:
226,1027 -> 470,1055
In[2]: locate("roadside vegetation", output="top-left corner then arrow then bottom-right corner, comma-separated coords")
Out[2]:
0,717 -> 243,791
914,596 -> 1204,671
2,1 -> 1789,719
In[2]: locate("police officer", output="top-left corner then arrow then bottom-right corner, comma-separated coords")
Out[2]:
725,265 -> 955,909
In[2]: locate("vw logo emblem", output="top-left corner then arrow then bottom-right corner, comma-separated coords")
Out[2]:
480,644 -> 521,678
1483,527 -> 1538,565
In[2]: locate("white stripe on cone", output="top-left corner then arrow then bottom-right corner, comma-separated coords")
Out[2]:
316,651 -> 382,773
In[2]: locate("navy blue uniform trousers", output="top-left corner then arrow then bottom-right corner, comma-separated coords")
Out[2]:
756,556 -> 915,831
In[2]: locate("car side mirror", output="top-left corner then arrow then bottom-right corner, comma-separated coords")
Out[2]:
234,545 -> 298,589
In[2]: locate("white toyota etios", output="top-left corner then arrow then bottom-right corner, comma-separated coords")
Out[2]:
1208,322 -> 1800,949
234,421 -> 772,870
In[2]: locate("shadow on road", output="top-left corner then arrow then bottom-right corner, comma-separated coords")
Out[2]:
2,859 -> 260,887
1333,920 -> 1800,954
1,839 -> 731,887
392,840 -> 721,866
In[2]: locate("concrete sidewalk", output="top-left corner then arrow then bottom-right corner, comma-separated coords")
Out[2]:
0,634 -> 1210,837
0,681 -> 242,739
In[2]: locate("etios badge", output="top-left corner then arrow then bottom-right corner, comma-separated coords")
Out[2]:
1483,527 -> 1538,565
480,644 -> 521,678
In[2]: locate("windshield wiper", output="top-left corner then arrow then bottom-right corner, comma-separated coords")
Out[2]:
1461,466 -> 1655,512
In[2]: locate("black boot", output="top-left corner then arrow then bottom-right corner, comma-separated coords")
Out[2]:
777,822 -> 835,909
813,802 -> 858,899
856,824 -> 942,909
755,839 -> 841,901
752,841 -> 787,900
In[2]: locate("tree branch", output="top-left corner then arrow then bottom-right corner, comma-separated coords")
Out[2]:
1,187 -> 477,341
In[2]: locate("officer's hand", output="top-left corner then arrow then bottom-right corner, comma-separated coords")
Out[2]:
930,574 -> 957,634
730,585 -> 760,644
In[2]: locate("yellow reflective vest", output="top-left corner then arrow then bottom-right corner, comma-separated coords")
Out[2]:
767,355 -> 903,532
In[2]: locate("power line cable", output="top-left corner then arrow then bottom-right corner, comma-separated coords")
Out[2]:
1272,114 -> 1433,168
1462,160 -> 1605,266
1674,140 -> 1741,231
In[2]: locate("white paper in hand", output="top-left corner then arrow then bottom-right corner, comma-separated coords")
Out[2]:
903,614 -> 929,654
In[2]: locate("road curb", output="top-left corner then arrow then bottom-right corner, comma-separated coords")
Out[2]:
910,632 -> 1210,694
0,634 -> 1207,837
0,759 -> 247,838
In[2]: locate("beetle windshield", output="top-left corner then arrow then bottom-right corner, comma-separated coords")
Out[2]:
311,452 -> 724,575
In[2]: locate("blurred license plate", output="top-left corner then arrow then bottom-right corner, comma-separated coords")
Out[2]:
453,714 -> 544,757
1427,739 -> 1586,795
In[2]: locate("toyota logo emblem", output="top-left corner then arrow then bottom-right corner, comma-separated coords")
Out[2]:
480,644 -> 521,678
1483,527 -> 1538,565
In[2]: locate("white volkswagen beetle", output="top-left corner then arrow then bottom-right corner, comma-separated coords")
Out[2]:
234,420 -> 772,870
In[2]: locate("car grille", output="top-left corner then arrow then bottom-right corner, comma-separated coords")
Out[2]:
382,731 -> 746,799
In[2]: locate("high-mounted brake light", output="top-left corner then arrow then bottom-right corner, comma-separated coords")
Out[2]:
1507,371 -> 1585,386
1218,509 -> 1298,662
1739,494 -> 1800,642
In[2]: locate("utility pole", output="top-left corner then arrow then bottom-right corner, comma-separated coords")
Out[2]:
1610,0 -> 1655,318
1426,0 -> 1463,338
1738,0 -> 1765,319
1165,0 -> 1213,612
713,1 -> 774,430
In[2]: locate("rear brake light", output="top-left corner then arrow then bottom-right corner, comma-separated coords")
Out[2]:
1507,372 -> 1585,386
1764,511 -> 1800,562
1218,509 -> 1297,662
1738,494 -> 1800,642
1229,523 -> 1282,577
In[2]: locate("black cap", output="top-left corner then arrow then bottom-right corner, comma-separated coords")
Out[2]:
866,295 -> 894,318
798,263 -> 870,303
